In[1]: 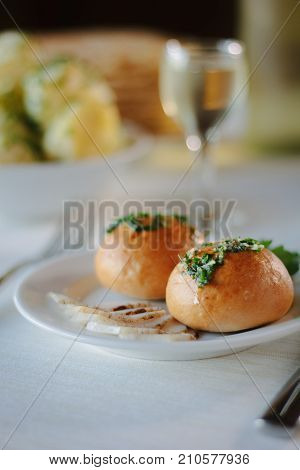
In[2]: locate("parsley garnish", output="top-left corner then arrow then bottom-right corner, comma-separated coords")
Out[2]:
106,212 -> 188,234
181,238 -> 265,287
173,214 -> 188,223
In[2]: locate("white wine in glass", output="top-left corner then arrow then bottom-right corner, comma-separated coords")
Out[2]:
160,39 -> 246,202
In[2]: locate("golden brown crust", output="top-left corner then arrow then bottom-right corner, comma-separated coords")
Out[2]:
95,220 -> 195,299
166,249 -> 294,332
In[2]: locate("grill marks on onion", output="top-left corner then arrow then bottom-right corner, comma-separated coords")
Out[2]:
48,292 -> 197,341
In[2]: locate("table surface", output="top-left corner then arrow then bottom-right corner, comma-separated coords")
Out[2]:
0,150 -> 300,450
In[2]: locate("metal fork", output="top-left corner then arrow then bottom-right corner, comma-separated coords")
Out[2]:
260,368 -> 300,428
0,222 -> 67,285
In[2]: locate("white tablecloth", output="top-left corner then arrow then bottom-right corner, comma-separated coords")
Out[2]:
0,155 -> 300,450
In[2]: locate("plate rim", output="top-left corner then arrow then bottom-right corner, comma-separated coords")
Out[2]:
13,251 -> 300,353
0,123 -> 153,170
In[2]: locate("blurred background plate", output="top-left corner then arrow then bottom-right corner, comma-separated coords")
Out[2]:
0,124 -> 152,220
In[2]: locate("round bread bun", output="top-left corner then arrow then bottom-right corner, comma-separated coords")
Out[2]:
166,247 -> 294,332
95,214 -> 196,299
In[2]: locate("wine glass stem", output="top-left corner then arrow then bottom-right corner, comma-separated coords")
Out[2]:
189,135 -> 215,238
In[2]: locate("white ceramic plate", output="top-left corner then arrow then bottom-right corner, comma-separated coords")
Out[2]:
0,124 -> 152,220
14,252 -> 300,361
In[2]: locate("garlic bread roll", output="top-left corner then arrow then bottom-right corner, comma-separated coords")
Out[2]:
95,214 -> 196,299
166,240 -> 294,332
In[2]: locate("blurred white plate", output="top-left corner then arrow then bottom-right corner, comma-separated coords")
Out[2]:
14,251 -> 300,361
0,125 -> 152,220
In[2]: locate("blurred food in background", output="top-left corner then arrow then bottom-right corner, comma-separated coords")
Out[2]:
38,30 -> 179,135
0,106 -> 42,163
0,31 -> 41,163
0,31 -> 126,164
1,4 -> 299,168
23,57 -> 125,159
42,82 -> 124,160
0,31 -> 37,108
23,57 -> 97,127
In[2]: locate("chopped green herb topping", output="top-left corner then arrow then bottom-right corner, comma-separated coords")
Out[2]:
106,212 -> 188,234
173,214 -> 188,223
181,238 -> 265,287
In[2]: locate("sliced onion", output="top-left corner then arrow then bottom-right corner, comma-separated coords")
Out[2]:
48,291 -> 196,341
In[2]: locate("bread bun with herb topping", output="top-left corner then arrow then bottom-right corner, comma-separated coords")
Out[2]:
166,238 -> 294,332
95,213 -> 197,299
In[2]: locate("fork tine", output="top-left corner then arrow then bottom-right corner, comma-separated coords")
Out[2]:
261,368 -> 300,427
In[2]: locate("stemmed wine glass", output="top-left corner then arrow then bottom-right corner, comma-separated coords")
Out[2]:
159,39 -> 246,229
